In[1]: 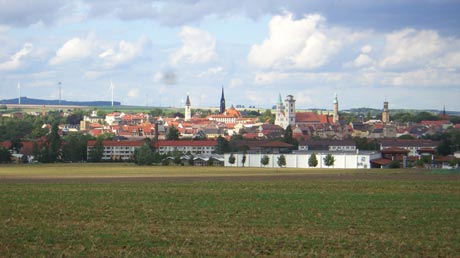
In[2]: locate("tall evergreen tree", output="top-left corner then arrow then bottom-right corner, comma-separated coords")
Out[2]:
308,153 -> 318,167
47,123 -> 61,162
134,142 -> 155,165
228,153 -> 236,165
88,139 -> 104,162
261,155 -> 270,167
167,125 -> 180,140
277,154 -> 286,167
323,154 -> 335,167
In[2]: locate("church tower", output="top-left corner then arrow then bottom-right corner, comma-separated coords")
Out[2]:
185,94 -> 191,121
219,86 -> 226,114
382,100 -> 390,123
275,93 -> 284,127
285,95 -> 296,128
333,93 -> 339,124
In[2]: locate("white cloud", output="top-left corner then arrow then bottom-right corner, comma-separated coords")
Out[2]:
0,43 -> 33,71
379,29 -> 442,69
344,53 -> 375,69
99,36 -> 149,68
170,26 -> 217,65
361,45 -> 373,54
50,34 -> 96,65
254,72 -> 288,85
127,88 -> 139,98
197,66 -> 224,78
248,13 -> 341,70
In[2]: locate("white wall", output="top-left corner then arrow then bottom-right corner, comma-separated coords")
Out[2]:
224,152 -> 381,169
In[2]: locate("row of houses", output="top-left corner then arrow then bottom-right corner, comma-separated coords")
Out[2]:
3,138 -> 458,168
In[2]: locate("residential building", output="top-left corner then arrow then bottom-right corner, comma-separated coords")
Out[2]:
87,140 -> 144,161
153,140 -> 217,155
298,140 -> 356,152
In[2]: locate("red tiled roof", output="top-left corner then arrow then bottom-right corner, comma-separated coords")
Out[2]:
380,147 -> 410,154
421,120 -> 451,126
370,158 -> 393,165
295,112 -> 320,123
260,141 -> 293,148
153,140 -> 217,148
87,140 -> 144,147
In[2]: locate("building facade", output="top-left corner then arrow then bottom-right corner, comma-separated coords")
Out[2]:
225,151 -> 381,169
153,140 -> 217,155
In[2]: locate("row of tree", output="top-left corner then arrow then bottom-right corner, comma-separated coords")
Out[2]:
227,152 -> 336,168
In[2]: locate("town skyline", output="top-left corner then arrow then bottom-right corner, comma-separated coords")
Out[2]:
0,1 -> 459,110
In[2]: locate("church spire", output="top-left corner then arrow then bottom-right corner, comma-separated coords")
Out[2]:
220,86 -> 226,114
185,94 -> 191,121
186,94 -> 191,106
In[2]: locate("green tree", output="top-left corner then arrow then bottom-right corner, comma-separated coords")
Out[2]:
9,137 -> 22,153
228,153 -> 236,165
323,154 -> 335,167
277,154 -> 286,167
150,108 -> 163,117
88,139 -> 104,162
388,160 -> 400,169
261,155 -> 270,167
258,109 -> 275,124
167,125 -> 180,140
134,142 -> 155,165
308,153 -> 318,167
62,132 -> 89,162
0,147 -> 11,163
46,123 -> 62,162
188,155 -> 195,166
217,136 -> 230,154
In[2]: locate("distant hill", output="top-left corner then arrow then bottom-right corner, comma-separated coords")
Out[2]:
0,97 -> 121,106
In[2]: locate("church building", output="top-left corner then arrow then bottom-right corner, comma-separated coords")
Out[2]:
275,93 -> 337,129
220,87 -> 226,114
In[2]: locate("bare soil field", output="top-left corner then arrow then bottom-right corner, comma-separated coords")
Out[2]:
1,170 -> 459,184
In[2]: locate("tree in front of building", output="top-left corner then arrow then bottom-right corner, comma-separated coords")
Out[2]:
62,132 -> 90,162
217,136 -> 231,154
134,142 -> 155,165
228,153 -> 235,166
308,153 -> 318,167
261,155 -> 270,167
48,122 -> 62,162
167,125 -> 180,140
88,138 -> 104,162
277,154 -> 286,167
0,147 -> 11,163
323,154 -> 335,167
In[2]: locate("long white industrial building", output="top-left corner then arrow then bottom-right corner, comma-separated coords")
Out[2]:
224,151 -> 381,169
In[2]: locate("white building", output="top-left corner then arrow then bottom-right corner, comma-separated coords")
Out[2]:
224,151 -> 381,169
153,140 -> 217,155
87,140 -> 143,161
275,94 -> 296,129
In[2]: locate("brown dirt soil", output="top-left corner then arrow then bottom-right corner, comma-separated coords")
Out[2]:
1,172 -> 459,184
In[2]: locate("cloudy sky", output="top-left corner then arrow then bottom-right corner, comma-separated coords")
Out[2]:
0,0 -> 459,111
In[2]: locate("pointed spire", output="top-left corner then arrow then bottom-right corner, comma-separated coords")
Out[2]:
186,94 -> 191,106
277,93 -> 282,104
333,92 -> 338,104
220,85 -> 226,114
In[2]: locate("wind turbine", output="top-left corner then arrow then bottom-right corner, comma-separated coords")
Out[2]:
110,80 -> 114,107
17,82 -> 21,105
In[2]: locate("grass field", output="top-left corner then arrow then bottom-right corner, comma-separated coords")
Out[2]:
1,164 -> 459,257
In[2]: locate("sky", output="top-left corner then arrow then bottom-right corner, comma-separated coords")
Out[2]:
0,0 -> 459,111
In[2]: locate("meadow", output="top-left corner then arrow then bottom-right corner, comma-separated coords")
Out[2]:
0,164 -> 459,257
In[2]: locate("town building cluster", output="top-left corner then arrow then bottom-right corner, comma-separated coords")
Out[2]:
1,89 -> 459,169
